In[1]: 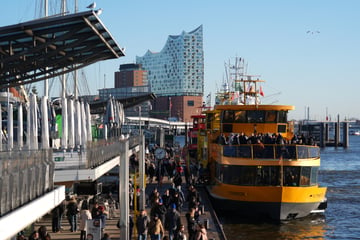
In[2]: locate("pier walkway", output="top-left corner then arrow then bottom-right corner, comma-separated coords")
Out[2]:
33,178 -> 225,240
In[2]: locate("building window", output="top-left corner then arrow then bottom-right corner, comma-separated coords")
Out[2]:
187,100 -> 194,106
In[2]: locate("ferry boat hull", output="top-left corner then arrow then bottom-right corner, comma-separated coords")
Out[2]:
207,184 -> 327,220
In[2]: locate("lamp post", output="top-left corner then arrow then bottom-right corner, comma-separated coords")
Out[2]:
138,106 -> 146,211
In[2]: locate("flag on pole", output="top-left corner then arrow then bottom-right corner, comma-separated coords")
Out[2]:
259,86 -> 265,97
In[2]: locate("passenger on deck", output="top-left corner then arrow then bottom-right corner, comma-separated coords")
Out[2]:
216,133 -> 227,145
239,132 -> 248,144
253,139 -> 265,158
231,133 -> 240,145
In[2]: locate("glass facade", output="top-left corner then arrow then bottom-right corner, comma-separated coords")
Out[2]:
136,25 -> 204,97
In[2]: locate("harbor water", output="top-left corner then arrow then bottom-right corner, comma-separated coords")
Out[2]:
219,135 -> 360,239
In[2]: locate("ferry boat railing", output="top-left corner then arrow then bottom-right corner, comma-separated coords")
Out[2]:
222,144 -> 320,160
0,149 -> 54,217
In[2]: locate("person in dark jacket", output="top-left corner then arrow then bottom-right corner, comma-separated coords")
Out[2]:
136,209 -> 150,240
185,208 -> 197,240
66,197 -> 79,232
95,205 -> 107,233
165,204 -> 182,240
51,205 -> 61,233
150,198 -> 167,227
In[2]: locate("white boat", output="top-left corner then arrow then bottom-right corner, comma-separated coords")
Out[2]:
350,130 -> 360,136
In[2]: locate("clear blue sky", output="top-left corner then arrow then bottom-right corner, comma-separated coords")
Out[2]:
2,0 -> 360,120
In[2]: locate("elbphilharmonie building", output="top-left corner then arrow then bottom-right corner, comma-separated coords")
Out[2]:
136,25 -> 204,122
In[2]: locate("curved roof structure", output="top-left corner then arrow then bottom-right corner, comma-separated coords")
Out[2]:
0,10 -> 125,90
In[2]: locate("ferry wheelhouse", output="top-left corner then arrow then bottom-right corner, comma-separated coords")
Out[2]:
203,60 -> 327,220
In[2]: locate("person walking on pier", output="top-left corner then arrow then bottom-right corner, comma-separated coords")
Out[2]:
66,197 -> 79,232
148,214 -> 164,240
185,208 -> 197,240
28,231 -> 39,240
51,205 -> 61,233
136,209 -> 150,240
79,203 -> 92,240
38,225 -> 51,240
165,203 -> 182,240
174,224 -> 187,240
95,206 -> 107,236
194,223 -> 208,240
151,198 -> 167,227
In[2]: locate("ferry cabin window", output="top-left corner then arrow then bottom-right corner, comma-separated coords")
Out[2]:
216,164 -> 317,186
234,111 -> 246,123
222,110 -> 235,123
278,111 -> 288,123
310,167 -> 319,185
300,167 -> 311,186
265,111 -> 277,123
284,166 -> 300,186
217,165 -> 281,186
222,110 -> 285,123
247,110 -> 265,123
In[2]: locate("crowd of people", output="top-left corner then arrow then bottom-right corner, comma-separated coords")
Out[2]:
16,142 -> 209,240
134,182 -> 207,240
216,132 -> 316,146
127,143 -> 209,240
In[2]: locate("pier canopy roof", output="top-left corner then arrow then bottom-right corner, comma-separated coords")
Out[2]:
0,10 -> 125,90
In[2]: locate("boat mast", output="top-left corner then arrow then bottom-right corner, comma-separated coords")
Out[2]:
44,0 -> 49,97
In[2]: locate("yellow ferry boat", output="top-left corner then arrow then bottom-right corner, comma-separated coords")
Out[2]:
200,58 -> 327,220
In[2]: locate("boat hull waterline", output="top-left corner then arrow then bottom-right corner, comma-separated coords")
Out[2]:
207,184 -> 327,220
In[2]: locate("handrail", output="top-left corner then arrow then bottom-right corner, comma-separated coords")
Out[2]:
0,149 -> 54,217
53,136 -> 140,170
222,144 -> 320,160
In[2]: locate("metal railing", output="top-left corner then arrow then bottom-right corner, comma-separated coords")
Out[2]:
53,136 -> 140,170
222,144 -> 320,160
0,149 -> 54,217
